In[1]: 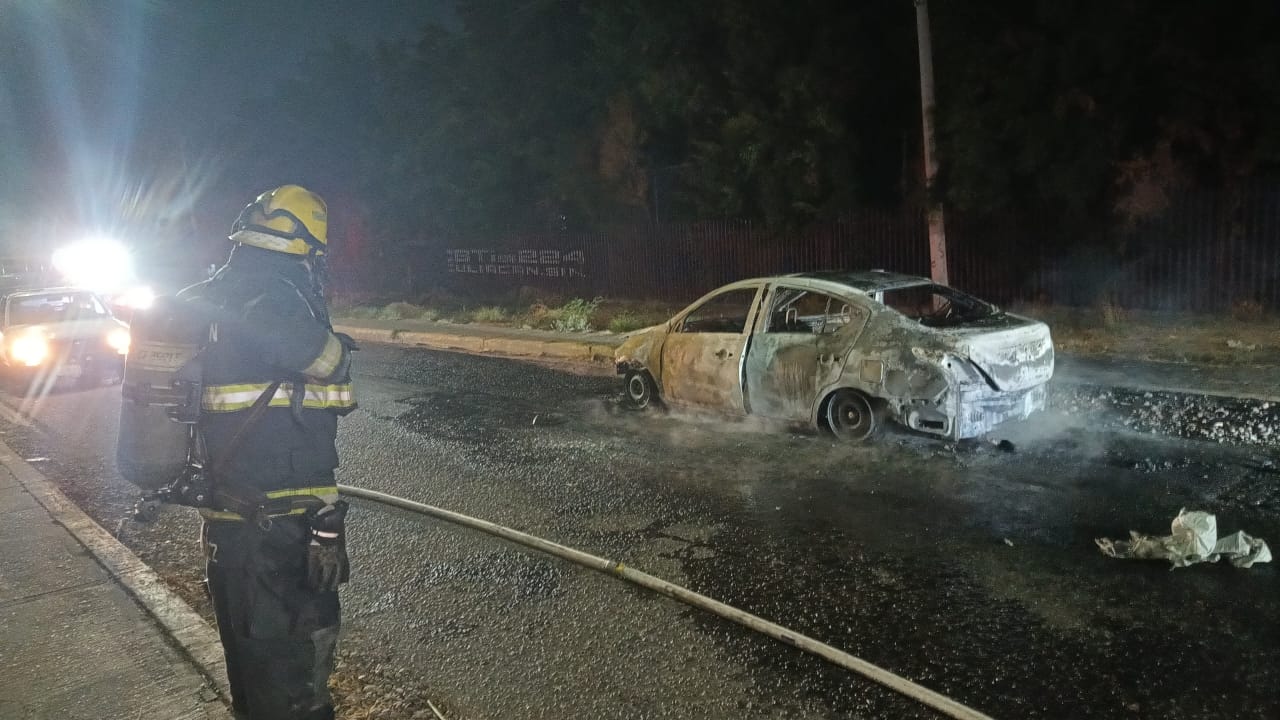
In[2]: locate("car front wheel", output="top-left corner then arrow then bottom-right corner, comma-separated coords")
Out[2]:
825,389 -> 881,442
623,370 -> 658,410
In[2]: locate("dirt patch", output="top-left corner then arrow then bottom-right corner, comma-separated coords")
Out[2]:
330,657 -> 456,720
1013,304 -> 1280,366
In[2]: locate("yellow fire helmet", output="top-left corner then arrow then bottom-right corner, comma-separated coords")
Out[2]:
229,184 -> 328,256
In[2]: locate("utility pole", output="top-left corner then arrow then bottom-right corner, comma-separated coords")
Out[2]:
914,0 -> 948,285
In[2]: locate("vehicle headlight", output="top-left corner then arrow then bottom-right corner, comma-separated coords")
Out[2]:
107,328 -> 131,354
11,334 -> 49,367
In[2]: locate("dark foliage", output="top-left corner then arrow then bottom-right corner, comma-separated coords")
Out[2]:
226,1 -> 1280,254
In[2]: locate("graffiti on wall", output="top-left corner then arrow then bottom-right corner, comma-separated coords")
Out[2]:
446,249 -> 586,278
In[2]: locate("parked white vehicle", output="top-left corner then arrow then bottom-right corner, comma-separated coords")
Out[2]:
614,271 -> 1054,441
0,287 -> 130,387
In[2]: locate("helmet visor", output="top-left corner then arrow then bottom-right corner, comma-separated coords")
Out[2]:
232,203 -> 271,233
232,202 -> 322,250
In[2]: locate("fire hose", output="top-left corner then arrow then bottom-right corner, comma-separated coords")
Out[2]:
337,484 -> 995,720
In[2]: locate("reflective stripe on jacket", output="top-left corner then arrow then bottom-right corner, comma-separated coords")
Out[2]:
202,382 -> 356,413
303,333 -> 346,380
198,484 -> 341,522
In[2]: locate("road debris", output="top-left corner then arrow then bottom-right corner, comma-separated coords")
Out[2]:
1095,508 -> 1272,569
1055,387 -> 1279,447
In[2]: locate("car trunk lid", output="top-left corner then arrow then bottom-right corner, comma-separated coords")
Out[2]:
942,315 -> 1054,392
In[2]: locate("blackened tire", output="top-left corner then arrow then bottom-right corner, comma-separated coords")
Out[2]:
825,389 -> 881,442
623,370 -> 658,410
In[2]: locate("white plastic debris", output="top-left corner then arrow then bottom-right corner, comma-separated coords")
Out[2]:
1095,508 -> 1272,569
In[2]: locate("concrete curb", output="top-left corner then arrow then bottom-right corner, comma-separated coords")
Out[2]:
0,411 -> 232,707
336,323 -> 617,365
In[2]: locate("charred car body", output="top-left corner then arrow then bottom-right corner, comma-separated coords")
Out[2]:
0,288 -> 130,387
615,271 -> 1054,440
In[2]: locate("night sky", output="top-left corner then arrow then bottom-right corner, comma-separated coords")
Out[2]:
6,0 -> 1277,285
0,0 -> 452,259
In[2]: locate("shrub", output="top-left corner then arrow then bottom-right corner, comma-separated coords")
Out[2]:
342,305 -> 381,319
516,285 -> 565,307
1231,298 -> 1266,323
1096,299 -> 1126,328
471,306 -> 508,323
551,297 -> 601,333
378,302 -> 435,321
607,312 -> 648,333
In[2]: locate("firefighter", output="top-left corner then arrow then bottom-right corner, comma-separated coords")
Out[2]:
178,185 -> 357,720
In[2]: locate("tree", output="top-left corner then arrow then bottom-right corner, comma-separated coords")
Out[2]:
933,0 -> 1280,224
591,0 -> 918,226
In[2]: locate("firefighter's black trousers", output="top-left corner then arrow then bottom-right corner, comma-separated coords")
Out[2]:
203,516 -> 341,720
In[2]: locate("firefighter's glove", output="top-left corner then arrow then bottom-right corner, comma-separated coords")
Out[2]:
306,500 -> 350,592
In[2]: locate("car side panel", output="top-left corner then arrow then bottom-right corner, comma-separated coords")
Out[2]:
659,284 -> 764,413
743,287 -> 871,421
660,332 -> 749,413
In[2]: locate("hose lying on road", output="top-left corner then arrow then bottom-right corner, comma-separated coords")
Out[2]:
338,484 -> 994,720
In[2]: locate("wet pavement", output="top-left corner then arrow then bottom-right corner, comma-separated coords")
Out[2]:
1,344 -> 1277,719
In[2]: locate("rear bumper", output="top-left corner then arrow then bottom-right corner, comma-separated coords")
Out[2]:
898,383 -> 1047,440
954,384 -> 1047,439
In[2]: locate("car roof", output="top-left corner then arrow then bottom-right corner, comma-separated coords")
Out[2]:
782,270 -> 933,292
3,287 -> 98,301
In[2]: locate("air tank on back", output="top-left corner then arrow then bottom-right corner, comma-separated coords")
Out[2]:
116,298 -> 206,491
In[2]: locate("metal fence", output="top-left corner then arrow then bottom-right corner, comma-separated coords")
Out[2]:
366,183 -> 1280,313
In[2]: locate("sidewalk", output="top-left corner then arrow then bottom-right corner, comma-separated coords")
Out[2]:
0,439 -> 230,720
334,317 -> 1280,402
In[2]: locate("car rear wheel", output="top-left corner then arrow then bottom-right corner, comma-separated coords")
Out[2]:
825,389 -> 880,442
623,370 -> 658,410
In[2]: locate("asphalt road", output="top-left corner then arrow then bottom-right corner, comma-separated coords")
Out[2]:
2,345 -> 1278,719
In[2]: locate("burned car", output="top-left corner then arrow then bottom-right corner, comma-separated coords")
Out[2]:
615,271 -> 1054,441
0,288 -> 130,387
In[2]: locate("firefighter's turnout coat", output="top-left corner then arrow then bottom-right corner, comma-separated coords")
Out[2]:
178,245 -> 355,516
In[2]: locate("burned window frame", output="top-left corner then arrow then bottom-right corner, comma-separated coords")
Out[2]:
876,283 -> 997,327
677,287 -> 759,334
762,287 -> 861,336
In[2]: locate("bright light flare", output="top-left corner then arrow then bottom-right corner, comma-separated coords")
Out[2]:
11,333 -> 49,367
117,285 -> 155,310
52,237 -> 134,292
107,328 -> 131,355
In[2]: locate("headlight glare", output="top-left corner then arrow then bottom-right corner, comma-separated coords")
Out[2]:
107,328 -> 131,354
118,286 -> 155,310
12,334 -> 49,367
